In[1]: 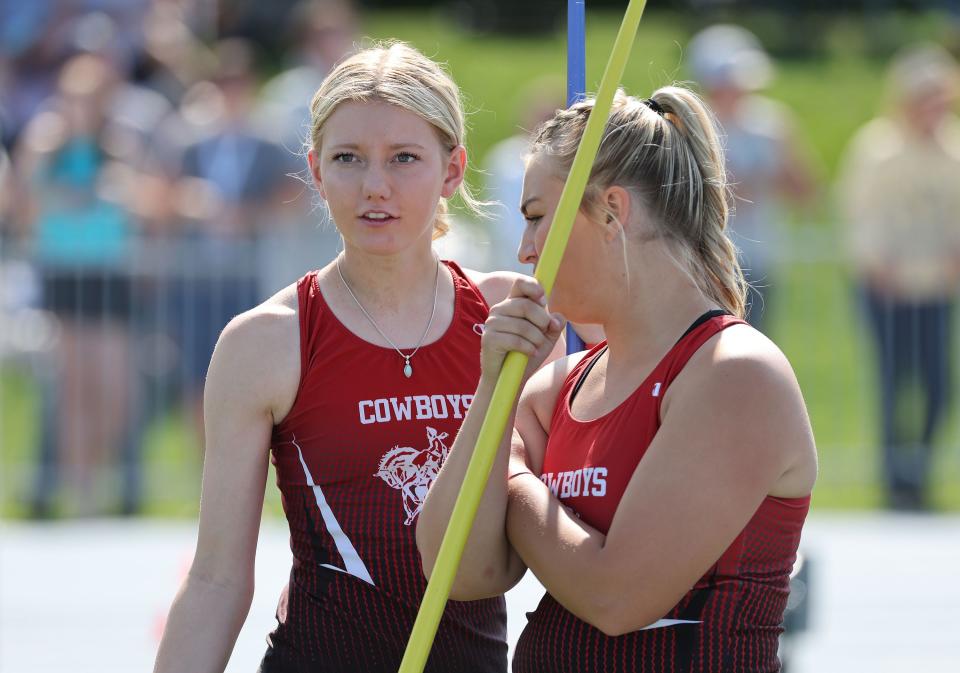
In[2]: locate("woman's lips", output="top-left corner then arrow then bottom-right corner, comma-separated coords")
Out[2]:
360,212 -> 397,225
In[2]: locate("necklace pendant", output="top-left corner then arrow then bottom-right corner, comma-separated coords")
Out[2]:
403,358 -> 413,378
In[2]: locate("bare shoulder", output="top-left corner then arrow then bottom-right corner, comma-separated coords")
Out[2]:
520,351 -> 590,432
668,323 -> 817,493
462,267 -> 528,308
695,323 -> 799,385
206,283 -> 301,424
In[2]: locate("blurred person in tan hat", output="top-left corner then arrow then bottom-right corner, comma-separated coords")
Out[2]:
687,24 -> 818,336
838,43 -> 960,511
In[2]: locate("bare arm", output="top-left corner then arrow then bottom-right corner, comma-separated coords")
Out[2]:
416,276 -> 565,599
507,327 -> 817,636
154,297 -> 299,673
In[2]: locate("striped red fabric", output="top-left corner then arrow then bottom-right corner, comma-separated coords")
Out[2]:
263,263 -> 507,673
513,315 -> 809,673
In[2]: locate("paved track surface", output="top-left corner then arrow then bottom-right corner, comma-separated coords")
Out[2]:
1,514 -> 958,672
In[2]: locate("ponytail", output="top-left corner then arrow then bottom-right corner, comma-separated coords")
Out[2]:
528,86 -> 747,318
650,87 -> 746,318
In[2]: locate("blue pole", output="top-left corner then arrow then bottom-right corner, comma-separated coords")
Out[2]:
567,0 -> 586,106
566,0 -> 587,353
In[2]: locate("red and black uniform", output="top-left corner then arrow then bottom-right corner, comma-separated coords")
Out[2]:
513,312 -> 810,673
260,262 -> 507,673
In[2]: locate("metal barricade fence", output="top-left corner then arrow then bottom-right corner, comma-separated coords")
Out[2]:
1,224 -> 959,517
0,232 -> 321,517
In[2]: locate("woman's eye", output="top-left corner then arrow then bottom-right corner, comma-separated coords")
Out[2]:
395,152 -> 419,164
524,215 -> 543,226
333,152 -> 356,163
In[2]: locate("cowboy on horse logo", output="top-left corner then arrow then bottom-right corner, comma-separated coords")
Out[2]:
374,427 -> 450,526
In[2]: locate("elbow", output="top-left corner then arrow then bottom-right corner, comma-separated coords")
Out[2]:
592,609 -> 664,639
582,597 -> 632,638
449,587 -> 497,602
448,583 -> 487,602
418,549 -> 505,601
579,591 -> 666,638
447,563 -> 509,602
415,531 -> 511,601
593,613 -> 638,639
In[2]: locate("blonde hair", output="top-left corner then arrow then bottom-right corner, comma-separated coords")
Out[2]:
309,41 -> 480,238
528,86 -> 747,318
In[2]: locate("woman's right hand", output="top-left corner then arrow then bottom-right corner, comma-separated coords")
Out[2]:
480,276 -> 565,382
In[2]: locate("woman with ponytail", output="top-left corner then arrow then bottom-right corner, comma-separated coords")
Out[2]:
418,86 -> 817,673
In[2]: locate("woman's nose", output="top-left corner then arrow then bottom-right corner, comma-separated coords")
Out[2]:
518,226 -> 539,266
362,164 -> 391,200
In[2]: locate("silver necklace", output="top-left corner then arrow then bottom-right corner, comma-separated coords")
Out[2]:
336,256 -> 441,378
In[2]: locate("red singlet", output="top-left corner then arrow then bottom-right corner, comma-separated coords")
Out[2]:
513,314 -> 810,673
262,262 -> 506,673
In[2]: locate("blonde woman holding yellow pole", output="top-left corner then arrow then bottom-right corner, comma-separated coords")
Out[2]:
418,84 -> 817,673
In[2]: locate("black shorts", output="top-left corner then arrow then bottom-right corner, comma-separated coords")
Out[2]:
42,270 -> 133,322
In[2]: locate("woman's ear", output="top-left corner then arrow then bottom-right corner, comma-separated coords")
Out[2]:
307,149 -> 326,200
601,185 -> 631,240
440,145 -> 467,199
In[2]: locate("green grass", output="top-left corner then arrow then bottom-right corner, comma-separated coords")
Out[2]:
3,9 -> 960,516
361,9 -> 955,178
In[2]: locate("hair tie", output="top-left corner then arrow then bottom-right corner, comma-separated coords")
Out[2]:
643,97 -> 664,116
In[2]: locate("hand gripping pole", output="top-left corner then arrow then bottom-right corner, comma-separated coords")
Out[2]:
398,3 -> 649,670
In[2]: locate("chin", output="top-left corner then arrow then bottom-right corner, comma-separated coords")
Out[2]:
546,284 -> 577,317
344,225 -> 436,257
549,290 -> 598,327
343,232 -> 408,256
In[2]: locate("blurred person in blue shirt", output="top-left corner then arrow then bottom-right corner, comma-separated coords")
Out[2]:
13,52 -> 141,516
165,39 -> 295,441
687,25 -> 818,335
482,76 -> 565,273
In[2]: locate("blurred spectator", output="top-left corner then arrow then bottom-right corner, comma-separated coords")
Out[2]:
13,53 -> 142,516
0,2 -> 73,149
216,0 -> 306,54
165,39 -> 293,439
134,1 -> 215,106
258,0 -> 359,141
9,10 -> 176,517
0,2 -> 152,149
687,24 -> 818,334
838,43 -> 960,511
254,0 -> 358,296
482,76 -> 564,272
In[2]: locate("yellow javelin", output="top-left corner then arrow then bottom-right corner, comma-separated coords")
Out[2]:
398,2 -> 649,671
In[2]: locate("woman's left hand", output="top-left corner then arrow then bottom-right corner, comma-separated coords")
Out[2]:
480,276 -> 566,382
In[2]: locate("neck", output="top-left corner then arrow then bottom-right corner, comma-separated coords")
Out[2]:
597,242 -> 717,368
338,244 -> 440,311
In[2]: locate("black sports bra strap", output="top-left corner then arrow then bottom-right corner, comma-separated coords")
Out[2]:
569,346 -> 608,405
675,309 -> 731,345
569,309 -> 731,405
